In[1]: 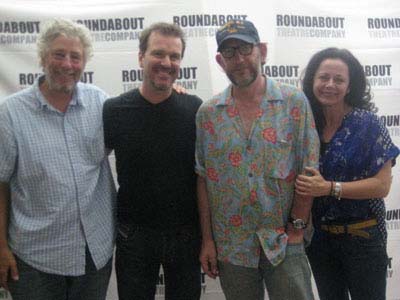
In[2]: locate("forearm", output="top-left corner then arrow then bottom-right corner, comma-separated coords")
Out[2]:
197,176 -> 214,242
340,177 -> 391,199
335,160 -> 392,200
296,161 -> 393,200
287,193 -> 313,243
290,193 -> 313,220
0,182 -> 10,249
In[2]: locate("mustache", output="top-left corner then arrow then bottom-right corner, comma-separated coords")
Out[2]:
231,64 -> 247,72
154,65 -> 177,74
53,70 -> 78,77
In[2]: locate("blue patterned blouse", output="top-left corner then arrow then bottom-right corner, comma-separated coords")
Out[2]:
312,108 -> 399,242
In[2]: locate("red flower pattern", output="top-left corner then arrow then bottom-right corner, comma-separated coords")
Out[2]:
262,127 -> 277,144
196,81 -> 320,267
206,168 -> 219,182
228,151 -> 242,167
249,190 -> 257,204
229,215 -> 242,227
226,106 -> 239,118
255,108 -> 263,118
203,121 -> 215,135
285,170 -> 296,183
290,107 -> 301,121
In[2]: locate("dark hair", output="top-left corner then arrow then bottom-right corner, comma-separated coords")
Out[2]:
139,22 -> 186,57
302,47 -> 375,134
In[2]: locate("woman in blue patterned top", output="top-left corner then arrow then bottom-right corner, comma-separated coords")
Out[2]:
295,47 -> 399,300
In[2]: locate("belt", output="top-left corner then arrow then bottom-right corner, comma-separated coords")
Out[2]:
320,219 -> 377,238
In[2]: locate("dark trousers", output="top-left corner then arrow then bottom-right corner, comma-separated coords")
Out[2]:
115,224 -> 201,300
9,248 -> 112,300
306,225 -> 388,300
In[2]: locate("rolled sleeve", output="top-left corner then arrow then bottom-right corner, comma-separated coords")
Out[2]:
296,94 -> 320,173
195,106 -> 207,178
0,103 -> 17,182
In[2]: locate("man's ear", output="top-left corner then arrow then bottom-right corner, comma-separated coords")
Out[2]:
138,51 -> 144,68
216,53 -> 225,69
259,43 -> 267,65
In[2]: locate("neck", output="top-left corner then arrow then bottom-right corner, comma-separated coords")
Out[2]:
39,80 -> 73,113
139,83 -> 172,104
232,75 -> 265,105
323,103 -> 352,128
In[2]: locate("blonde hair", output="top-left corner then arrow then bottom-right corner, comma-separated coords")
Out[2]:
37,18 -> 92,67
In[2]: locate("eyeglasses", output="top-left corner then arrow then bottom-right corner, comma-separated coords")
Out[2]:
219,43 -> 256,58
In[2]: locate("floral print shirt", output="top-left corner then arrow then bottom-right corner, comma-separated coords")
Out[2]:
195,77 -> 319,267
312,108 -> 399,243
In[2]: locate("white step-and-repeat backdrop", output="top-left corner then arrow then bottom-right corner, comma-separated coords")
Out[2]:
0,0 -> 399,299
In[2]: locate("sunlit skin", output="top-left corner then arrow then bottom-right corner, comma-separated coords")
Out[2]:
312,58 -> 350,110
41,35 -> 85,95
216,39 -> 264,88
139,31 -> 182,100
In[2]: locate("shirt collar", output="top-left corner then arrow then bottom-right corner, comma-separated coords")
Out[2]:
33,75 -> 85,110
215,76 -> 285,107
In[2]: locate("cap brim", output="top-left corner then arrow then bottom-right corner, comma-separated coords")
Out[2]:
217,34 -> 257,51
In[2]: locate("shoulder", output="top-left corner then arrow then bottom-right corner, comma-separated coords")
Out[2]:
346,109 -> 389,143
267,78 -> 307,105
77,82 -> 108,101
354,108 -> 378,120
197,90 -> 226,116
1,86 -> 36,114
349,108 -> 381,128
173,92 -> 203,108
103,88 -> 139,111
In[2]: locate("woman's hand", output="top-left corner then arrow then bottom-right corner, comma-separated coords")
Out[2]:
295,167 -> 331,197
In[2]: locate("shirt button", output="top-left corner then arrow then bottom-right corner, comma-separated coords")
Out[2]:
248,172 -> 253,178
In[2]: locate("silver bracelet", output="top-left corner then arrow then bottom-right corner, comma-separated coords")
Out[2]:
334,182 -> 342,200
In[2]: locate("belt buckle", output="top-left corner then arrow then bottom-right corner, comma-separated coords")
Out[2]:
331,225 -> 342,234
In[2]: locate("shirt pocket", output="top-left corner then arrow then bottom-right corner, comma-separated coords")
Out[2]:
262,133 -> 295,213
83,127 -> 105,166
264,136 -> 294,180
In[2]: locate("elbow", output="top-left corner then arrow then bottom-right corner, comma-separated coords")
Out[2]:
379,181 -> 391,198
381,187 -> 391,199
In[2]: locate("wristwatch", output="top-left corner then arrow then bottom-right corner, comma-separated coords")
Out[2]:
288,217 -> 307,229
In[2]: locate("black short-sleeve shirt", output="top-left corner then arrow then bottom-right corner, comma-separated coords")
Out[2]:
103,89 -> 202,229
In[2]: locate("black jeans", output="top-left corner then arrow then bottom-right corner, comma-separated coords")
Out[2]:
115,224 -> 201,300
306,225 -> 388,300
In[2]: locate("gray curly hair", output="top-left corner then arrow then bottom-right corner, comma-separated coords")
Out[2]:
37,18 -> 92,68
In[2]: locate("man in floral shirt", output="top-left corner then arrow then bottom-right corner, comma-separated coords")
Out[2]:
195,20 -> 319,300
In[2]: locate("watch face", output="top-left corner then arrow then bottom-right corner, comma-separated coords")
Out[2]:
292,219 -> 307,229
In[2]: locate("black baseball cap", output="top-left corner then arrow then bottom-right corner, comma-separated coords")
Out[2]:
216,19 -> 260,51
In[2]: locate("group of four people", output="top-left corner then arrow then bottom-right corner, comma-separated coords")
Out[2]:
0,17 -> 398,300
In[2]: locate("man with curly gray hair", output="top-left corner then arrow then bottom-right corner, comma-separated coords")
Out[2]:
0,18 -> 116,300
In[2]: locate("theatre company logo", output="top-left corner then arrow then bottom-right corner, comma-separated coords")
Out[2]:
0,20 -> 40,45
76,17 -> 144,42
364,64 -> 393,87
276,14 -> 346,38
18,72 -> 94,89
380,115 -> 400,138
263,65 -> 301,88
172,14 -> 247,38
368,17 -> 400,39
